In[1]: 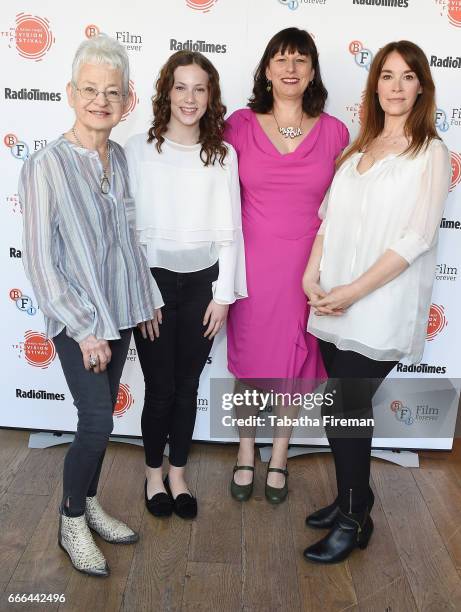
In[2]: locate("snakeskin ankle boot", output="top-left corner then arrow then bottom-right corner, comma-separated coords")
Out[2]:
85,496 -> 139,544
58,513 -> 109,577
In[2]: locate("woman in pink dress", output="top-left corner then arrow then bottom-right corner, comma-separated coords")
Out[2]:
225,28 -> 348,503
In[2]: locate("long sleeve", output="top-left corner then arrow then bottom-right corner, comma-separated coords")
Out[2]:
212,146 -> 248,304
19,155 -> 98,342
124,138 -> 164,309
388,140 -> 451,264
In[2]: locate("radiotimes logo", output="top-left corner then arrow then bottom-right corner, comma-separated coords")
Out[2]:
114,383 -> 134,418
450,152 -> 461,191
349,40 -> 373,71
185,0 -> 219,12
426,304 -> 447,341
16,388 -> 65,401
4,133 -> 47,161
4,87 -> 61,102
13,331 -> 56,368
353,0 -> 409,5
3,14 -> 55,61
430,54 -> 461,68
396,362 -> 447,374
9,288 -> 38,316
121,81 -> 138,122
390,400 -> 440,426
434,0 -> 461,28
170,38 -> 227,54
85,24 -> 143,52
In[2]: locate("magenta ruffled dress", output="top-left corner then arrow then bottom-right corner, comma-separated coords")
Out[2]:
225,109 -> 348,381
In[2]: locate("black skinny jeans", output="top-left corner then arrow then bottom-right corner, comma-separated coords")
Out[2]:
134,263 -> 219,468
54,328 -> 132,517
319,339 -> 398,514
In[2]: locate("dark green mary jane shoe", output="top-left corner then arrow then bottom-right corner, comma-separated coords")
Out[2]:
265,465 -> 289,504
230,465 -> 254,502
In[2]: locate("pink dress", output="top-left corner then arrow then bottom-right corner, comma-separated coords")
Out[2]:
225,109 -> 349,380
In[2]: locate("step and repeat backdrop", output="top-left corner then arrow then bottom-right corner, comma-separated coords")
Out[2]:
1,0 -> 460,449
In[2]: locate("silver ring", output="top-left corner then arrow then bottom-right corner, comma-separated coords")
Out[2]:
89,355 -> 99,368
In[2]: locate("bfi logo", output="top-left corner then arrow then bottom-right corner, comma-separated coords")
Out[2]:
4,133 -> 47,160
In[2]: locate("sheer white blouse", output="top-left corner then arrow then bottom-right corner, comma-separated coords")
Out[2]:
125,134 -> 247,305
307,138 -> 451,363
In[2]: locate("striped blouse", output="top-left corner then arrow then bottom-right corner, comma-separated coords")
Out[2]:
19,136 -> 164,343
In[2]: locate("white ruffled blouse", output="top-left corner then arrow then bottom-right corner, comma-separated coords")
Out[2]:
308,138 -> 451,364
125,134 -> 247,305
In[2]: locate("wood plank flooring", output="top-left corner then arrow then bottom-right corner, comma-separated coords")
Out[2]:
1,430 -> 461,611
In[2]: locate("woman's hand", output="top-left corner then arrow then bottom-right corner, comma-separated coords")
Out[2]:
138,308 -> 162,341
311,284 -> 360,316
79,334 -> 112,373
302,274 -> 326,305
203,300 -> 229,340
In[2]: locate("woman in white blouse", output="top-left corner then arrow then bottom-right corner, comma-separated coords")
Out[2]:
125,51 -> 246,520
302,41 -> 451,563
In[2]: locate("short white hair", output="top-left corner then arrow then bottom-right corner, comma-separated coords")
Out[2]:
71,33 -> 129,95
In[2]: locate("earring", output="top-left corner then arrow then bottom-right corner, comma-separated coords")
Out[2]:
266,79 -> 272,92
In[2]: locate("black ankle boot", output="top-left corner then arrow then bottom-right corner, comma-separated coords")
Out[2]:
305,487 -> 375,529
303,508 -> 373,564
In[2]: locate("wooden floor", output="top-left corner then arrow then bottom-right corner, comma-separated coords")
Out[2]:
1,431 -> 461,612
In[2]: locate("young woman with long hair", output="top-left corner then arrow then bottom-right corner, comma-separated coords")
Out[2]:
125,51 -> 246,520
302,41 -> 451,563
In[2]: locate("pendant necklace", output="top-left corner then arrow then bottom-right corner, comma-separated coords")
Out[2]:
71,127 -> 111,194
272,110 -> 304,139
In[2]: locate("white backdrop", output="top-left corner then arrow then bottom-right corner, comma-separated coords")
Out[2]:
1,0 -> 460,449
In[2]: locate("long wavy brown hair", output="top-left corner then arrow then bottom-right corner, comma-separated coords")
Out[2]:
340,40 -> 439,166
248,27 -> 327,116
148,51 -> 228,166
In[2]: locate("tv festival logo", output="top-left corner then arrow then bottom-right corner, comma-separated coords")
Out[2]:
13,13 -> 55,61
4,133 -> 47,161
450,152 -> 461,191
349,40 -> 373,71
185,0 -> 219,12
85,24 -> 143,53
114,383 -> 134,418
13,331 -> 56,369
9,288 -> 37,316
426,304 -> 447,341
434,0 -> 461,28
346,91 -> 366,125
5,193 -> 20,214
390,400 -> 440,426
121,81 -> 138,122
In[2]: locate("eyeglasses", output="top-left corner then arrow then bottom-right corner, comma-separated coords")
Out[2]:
74,85 -> 126,103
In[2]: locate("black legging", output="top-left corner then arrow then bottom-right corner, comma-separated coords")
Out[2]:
134,263 -> 218,468
54,328 -> 132,517
319,339 -> 398,513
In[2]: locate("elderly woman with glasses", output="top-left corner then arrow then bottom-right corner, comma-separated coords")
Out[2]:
19,34 -> 163,578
